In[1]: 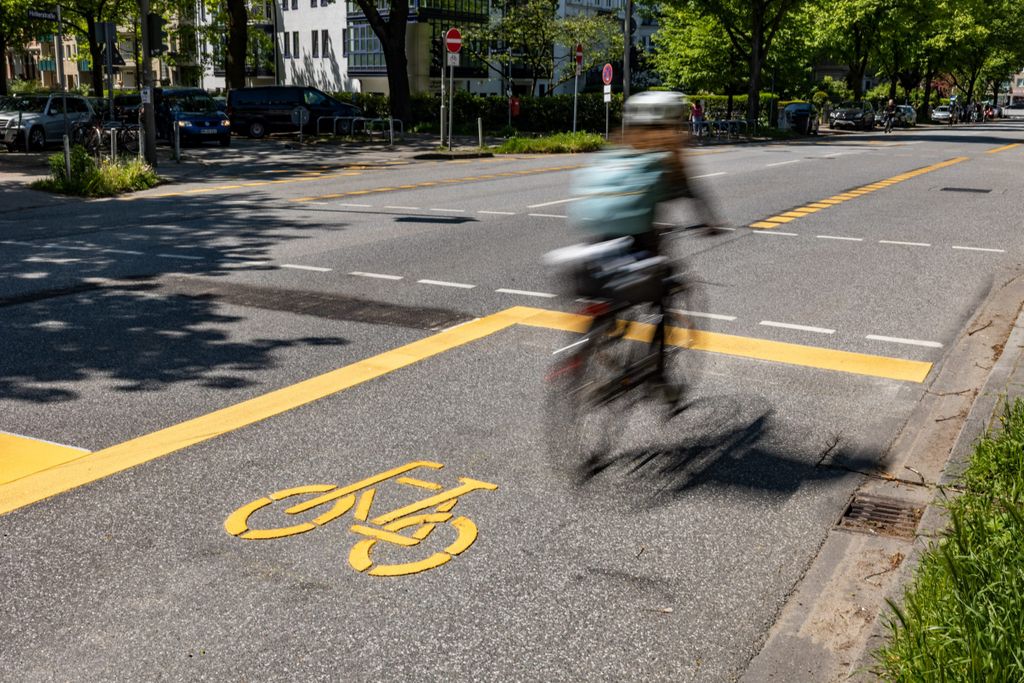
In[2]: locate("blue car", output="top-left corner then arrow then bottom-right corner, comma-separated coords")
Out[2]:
157,87 -> 231,147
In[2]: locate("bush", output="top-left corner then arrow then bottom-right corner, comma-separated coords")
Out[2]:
494,132 -> 605,154
34,146 -> 160,197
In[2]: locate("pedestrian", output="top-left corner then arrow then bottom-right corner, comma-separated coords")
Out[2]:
690,99 -> 704,137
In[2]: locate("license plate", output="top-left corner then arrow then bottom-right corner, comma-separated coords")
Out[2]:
200,129 -> 217,135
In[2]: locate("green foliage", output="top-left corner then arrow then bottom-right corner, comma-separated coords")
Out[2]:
875,399 -> 1024,680
808,76 -> 853,103
35,146 -> 160,196
494,132 -> 605,154
653,7 -> 746,95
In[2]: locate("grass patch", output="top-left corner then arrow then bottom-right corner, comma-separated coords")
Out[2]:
32,145 -> 160,197
874,398 -> 1024,680
494,132 -> 606,154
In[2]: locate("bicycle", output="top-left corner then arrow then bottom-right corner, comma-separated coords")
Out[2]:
68,116 -> 140,158
883,112 -> 894,133
224,460 -> 498,577
542,230 -> 707,474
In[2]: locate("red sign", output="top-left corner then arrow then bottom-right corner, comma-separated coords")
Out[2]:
602,63 -> 613,85
445,27 -> 462,53
575,43 -> 583,65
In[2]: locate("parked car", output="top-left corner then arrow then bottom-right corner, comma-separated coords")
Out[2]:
1002,102 -> 1024,118
156,87 -> 231,147
781,102 -> 819,134
896,104 -> 916,126
0,93 -> 94,151
930,105 -> 952,122
227,86 -> 362,138
113,94 -> 142,122
828,101 -> 875,130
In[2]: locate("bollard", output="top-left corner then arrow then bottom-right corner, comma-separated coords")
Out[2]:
111,129 -> 117,160
389,117 -> 394,146
440,104 -> 446,147
63,134 -> 71,180
174,124 -> 181,163
477,117 -> 483,148
139,126 -> 145,161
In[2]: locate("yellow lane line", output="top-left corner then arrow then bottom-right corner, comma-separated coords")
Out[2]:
0,305 -> 932,516
749,157 -> 968,229
986,142 -> 1020,154
0,432 -> 90,487
290,164 -> 582,203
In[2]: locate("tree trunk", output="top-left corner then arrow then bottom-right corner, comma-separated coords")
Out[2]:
746,10 -> 764,124
383,31 -> 410,121
921,65 -> 933,120
0,31 -> 8,96
225,0 -> 248,89
86,15 -> 105,96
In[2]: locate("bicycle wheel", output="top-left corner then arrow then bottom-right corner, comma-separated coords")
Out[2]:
120,128 -> 140,155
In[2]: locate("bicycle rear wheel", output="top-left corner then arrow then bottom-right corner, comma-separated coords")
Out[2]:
120,128 -> 140,155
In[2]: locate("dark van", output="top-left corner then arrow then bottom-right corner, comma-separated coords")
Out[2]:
226,86 -> 362,138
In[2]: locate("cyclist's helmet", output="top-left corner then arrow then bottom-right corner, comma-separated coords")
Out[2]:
623,91 -> 687,127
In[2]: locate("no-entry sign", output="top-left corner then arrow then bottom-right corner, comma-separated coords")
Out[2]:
602,63 -> 613,85
575,43 -> 583,65
446,28 -> 462,53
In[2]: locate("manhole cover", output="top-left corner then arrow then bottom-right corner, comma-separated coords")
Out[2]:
940,187 -> 991,193
837,493 -> 923,538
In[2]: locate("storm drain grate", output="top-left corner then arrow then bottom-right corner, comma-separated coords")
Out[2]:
940,187 -> 991,193
838,493 -> 923,539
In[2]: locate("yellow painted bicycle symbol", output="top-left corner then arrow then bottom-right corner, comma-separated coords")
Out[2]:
224,461 -> 497,577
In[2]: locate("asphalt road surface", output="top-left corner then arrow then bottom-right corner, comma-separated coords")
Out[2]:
2,122 -> 1022,681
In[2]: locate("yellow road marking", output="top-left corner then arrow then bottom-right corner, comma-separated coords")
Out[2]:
748,157 -> 967,228
0,306 -> 932,515
986,142 -> 1020,154
0,432 -> 90,486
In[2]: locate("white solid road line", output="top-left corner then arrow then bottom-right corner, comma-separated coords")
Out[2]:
478,210 -> 516,215
385,205 -> 420,210
157,253 -> 204,261
282,264 -> 332,273
760,320 -> 836,335
766,159 -> 801,167
528,196 -> 585,208
953,245 -> 1005,253
866,334 -> 943,348
691,172 -> 728,179
528,213 -> 567,219
552,339 -> 588,355
496,288 -> 557,298
754,231 -> 799,236
349,270 -> 400,279
670,308 -> 737,321
879,240 -> 931,247
817,235 -> 864,242
417,278 -> 475,289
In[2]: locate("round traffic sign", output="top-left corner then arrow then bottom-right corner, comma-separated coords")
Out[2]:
445,27 -> 462,53
575,43 -> 583,65
602,63 -> 613,85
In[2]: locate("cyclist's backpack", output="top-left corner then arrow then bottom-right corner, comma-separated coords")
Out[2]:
568,147 -> 670,237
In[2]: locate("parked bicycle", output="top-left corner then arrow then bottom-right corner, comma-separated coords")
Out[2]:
69,115 -> 140,158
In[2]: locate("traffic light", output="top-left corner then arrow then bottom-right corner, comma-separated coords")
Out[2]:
146,13 -> 168,57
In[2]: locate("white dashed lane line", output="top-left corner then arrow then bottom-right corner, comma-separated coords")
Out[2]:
754,231 -> 799,237
495,288 -> 557,298
766,159 -> 801,167
528,213 -> 567,219
691,172 -> 728,179
349,271 -> 401,280
672,309 -> 737,321
417,279 -> 475,289
759,320 -> 835,335
953,245 -> 1005,253
866,334 -> 943,349
816,235 -> 863,242
430,208 -> 466,213
879,240 -> 931,247
478,210 -> 516,215
527,197 -> 585,208
157,253 -> 204,261
385,206 -> 420,210
282,264 -> 332,272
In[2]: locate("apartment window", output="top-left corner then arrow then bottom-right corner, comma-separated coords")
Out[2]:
291,0 -> 297,9
346,24 -> 384,68
311,0 -> 317,7
321,30 -> 330,57
311,30 -> 319,57
282,32 -> 290,56
293,31 -> 299,57
282,0 -> 288,10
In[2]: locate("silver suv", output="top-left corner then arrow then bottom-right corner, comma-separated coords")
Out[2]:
1,93 -> 94,152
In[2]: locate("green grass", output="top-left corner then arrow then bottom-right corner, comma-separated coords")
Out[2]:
494,132 -> 606,154
875,398 -> 1024,681
32,146 -> 160,197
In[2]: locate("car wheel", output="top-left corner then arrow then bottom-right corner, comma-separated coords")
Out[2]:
247,121 -> 266,139
4,142 -> 15,152
28,126 -> 45,151
219,136 -> 231,147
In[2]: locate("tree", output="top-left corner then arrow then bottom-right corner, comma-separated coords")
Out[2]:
62,0 -> 134,96
224,0 -> 247,88
351,0 -> 411,120
682,0 -> 809,123
0,0 -> 34,95
476,0 -> 622,95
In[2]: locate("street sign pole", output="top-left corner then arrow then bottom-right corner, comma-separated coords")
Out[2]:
602,63 -> 613,141
105,24 -> 114,123
444,28 -> 461,151
447,62 -> 453,150
139,0 -> 157,166
55,4 -> 68,141
572,44 -> 582,134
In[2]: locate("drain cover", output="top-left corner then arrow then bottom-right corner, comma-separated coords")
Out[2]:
940,187 -> 991,193
838,493 -> 923,538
